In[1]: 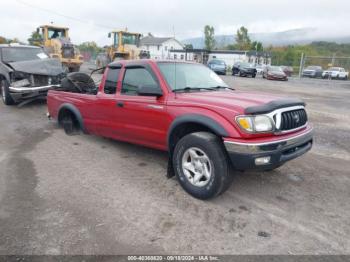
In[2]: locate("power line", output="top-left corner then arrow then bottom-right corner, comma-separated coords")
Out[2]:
14,0 -> 115,30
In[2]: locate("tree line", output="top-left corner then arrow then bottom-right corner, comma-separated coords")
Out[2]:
201,25 -> 350,67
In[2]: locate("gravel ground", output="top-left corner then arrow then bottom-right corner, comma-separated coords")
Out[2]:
0,69 -> 349,255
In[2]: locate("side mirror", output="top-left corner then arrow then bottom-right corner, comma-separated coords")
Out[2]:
108,33 -> 111,38
137,84 -> 163,97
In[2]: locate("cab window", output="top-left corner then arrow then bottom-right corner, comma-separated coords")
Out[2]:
121,68 -> 159,96
104,68 -> 120,94
48,29 -> 64,39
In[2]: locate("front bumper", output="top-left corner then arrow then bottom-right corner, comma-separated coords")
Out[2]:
241,70 -> 256,76
224,127 -> 313,170
9,85 -> 60,102
213,68 -> 227,75
9,85 -> 60,93
267,74 -> 287,81
302,72 -> 316,77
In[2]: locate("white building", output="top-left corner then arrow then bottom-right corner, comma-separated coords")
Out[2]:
140,36 -> 184,60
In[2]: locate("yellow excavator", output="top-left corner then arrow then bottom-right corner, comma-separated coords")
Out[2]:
34,25 -> 83,72
96,29 -> 150,68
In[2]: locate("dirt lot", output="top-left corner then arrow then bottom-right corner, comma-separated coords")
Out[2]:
0,71 -> 349,255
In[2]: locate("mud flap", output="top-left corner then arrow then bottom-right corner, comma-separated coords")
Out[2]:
166,157 -> 175,178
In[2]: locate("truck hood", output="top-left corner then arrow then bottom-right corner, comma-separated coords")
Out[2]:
174,90 -> 288,114
7,58 -> 64,76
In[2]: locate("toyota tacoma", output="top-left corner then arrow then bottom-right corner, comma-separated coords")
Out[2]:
47,60 -> 313,199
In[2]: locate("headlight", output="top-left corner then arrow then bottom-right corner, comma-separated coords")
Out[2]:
236,115 -> 274,133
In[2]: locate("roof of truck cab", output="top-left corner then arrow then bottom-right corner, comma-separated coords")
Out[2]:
108,59 -> 199,68
110,30 -> 141,35
40,25 -> 69,30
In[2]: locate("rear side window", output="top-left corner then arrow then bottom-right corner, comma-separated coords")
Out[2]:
121,68 -> 158,96
104,68 -> 120,94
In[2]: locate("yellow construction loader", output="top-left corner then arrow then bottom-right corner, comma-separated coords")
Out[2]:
34,25 -> 83,72
96,29 -> 150,68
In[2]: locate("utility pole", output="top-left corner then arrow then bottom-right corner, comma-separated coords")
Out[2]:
299,53 -> 305,79
331,53 -> 336,66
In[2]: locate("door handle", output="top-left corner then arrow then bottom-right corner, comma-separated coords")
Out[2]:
116,101 -> 124,108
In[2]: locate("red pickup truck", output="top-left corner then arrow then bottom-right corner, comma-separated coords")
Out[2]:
47,60 -> 313,199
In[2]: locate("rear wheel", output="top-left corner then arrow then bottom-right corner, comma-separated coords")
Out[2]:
173,132 -> 233,200
1,79 -> 14,105
59,111 -> 81,135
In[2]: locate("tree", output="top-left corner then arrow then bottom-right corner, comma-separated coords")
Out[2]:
28,31 -> 43,46
235,26 -> 251,50
204,25 -> 215,50
184,44 -> 193,49
8,38 -> 21,44
251,41 -> 263,52
77,41 -> 104,59
0,36 -> 7,44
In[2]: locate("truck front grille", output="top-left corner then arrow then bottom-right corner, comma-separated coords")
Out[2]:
280,109 -> 307,131
33,75 -> 49,86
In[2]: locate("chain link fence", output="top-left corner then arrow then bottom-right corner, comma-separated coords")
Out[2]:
299,54 -> 350,80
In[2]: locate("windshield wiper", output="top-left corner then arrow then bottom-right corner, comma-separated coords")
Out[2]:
211,85 -> 235,91
173,87 -> 216,92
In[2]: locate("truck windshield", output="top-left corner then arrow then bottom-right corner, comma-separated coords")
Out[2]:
158,62 -> 229,91
1,47 -> 48,63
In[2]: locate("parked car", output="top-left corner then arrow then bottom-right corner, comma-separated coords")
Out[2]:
322,67 -> 348,80
0,44 -> 65,105
232,62 -> 257,78
281,66 -> 294,77
302,66 -> 323,78
255,64 -> 266,75
95,52 -> 109,68
47,59 -> 313,199
263,66 -> 288,81
207,59 -> 227,75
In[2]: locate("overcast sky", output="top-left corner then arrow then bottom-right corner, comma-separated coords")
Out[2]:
1,0 -> 349,45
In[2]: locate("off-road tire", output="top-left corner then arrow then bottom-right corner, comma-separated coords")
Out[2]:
1,79 -> 15,105
173,132 -> 233,200
60,72 -> 97,94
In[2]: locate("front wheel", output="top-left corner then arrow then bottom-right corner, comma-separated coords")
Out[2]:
1,79 -> 14,105
173,132 -> 233,200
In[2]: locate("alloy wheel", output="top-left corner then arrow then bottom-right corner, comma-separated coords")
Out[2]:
181,147 -> 212,187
